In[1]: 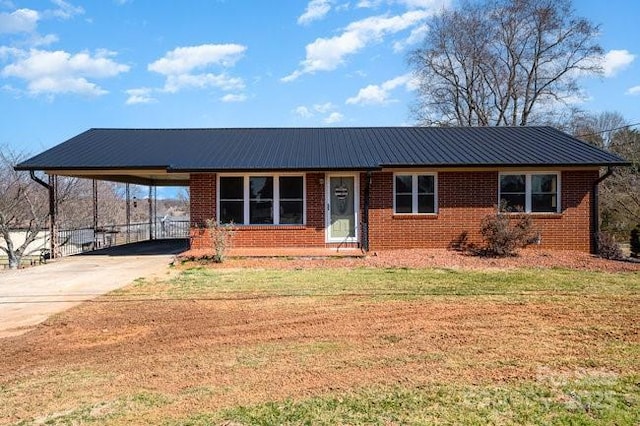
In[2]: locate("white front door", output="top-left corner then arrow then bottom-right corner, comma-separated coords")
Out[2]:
326,174 -> 358,243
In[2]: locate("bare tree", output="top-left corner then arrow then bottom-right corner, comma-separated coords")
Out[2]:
0,148 -> 49,269
601,128 -> 640,235
567,112 -> 640,237
410,0 -> 603,126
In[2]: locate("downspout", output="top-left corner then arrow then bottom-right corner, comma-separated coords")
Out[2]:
29,171 -> 57,259
592,167 -> 614,254
361,171 -> 372,252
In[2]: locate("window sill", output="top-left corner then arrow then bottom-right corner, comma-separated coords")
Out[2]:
502,212 -> 563,219
392,214 -> 439,220
232,224 -> 307,230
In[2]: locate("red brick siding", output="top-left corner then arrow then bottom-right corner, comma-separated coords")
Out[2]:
189,170 -> 598,252
367,170 -> 597,252
189,173 -> 328,249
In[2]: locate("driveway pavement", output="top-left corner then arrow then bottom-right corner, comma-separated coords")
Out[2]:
0,239 -> 187,338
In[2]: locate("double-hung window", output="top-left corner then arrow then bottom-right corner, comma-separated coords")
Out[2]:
499,172 -> 559,213
218,175 -> 305,225
394,173 -> 437,214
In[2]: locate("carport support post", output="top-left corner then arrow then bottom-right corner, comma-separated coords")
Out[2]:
148,185 -> 154,240
92,179 -> 98,249
125,183 -> 131,244
49,175 -> 59,259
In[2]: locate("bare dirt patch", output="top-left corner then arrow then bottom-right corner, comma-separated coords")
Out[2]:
180,248 -> 640,273
1,278 -> 638,423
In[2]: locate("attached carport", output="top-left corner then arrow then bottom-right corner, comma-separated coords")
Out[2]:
15,129 -> 192,258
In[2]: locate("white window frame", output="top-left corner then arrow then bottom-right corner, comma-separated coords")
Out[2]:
498,171 -> 561,213
393,172 -> 438,215
217,173 -> 306,225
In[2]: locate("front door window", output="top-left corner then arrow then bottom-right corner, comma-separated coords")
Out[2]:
329,176 -> 355,241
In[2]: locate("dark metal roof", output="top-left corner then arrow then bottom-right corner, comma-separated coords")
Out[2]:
16,127 -> 628,175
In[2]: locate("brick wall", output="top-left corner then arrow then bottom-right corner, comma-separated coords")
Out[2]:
189,172 -> 327,249
189,170 -> 598,252
367,170 -> 598,252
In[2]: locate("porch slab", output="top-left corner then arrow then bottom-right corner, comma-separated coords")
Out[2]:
180,247 -> 366,259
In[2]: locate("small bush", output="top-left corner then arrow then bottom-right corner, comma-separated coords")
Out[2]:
630,226 -> 640,258
479,210 -> 538,257
596,232 -> 624,260
205,219 -> 236,263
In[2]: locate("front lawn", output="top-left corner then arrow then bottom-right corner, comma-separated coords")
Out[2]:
1,265 -> 638,425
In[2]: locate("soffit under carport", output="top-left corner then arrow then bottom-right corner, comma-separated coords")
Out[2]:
44,168 -> 190,187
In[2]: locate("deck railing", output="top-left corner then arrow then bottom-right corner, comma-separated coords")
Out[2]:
56,220 -> 190,257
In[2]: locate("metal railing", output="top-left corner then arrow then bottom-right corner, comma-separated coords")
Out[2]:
56,220 -> 190,257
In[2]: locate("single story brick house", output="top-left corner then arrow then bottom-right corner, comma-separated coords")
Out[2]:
16,126 -> 627,253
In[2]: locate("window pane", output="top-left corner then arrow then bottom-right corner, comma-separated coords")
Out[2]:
249,177 -> 273,199
395,194 -> 412,213
280,176 -> 303,199
500,194 -> 526,212
250,200 -> 273,224
418,194 -> 435,213
417,175 -> 434,194
395,175 -> 412,194
532,194 -> 557,212
500,175 -> 525,192
532,174 -> 557,193
219,177 -> 243,199
220,201 -> 243,224
280,200 -> 303,224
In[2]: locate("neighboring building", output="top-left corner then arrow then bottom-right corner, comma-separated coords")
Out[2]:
16,127 -> 628,253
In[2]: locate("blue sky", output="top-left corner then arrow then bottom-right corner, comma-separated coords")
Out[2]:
1,0 -> 639,157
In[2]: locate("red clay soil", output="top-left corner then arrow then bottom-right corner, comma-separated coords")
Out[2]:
1,249 -> 638,423
179,248 -> 640,273
1,290 -> 637,422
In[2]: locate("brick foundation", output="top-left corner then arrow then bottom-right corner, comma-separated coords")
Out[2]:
189,169 -> 598,253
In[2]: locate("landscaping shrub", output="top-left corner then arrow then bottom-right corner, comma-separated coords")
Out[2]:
596,232 -> 624,260
479,209 -> 538,257
205,219 -> 236,263
631,226 -> 640,258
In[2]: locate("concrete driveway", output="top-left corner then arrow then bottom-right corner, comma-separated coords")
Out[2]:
0,239 -> 187,338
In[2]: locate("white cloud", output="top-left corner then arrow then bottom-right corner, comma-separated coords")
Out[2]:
0,8 -> 39,33
346,73 -> 415,105
358,0 -> 448,9
324,111 -> 344,123
293,102 -> 343,122
48,0 -> 84,20
283,10 -> 429,81
627,85 -> 640,95
2,48 -> 129,96
220,93 -> 247,102
148,44 -> 246,75
125,87 -> 156,105
148,44 -> 247,94
29,33 -> 59,47
163,73 -> 244,93
392,23 -> 428,52
298,0 -> 333,25
399,0 -> 449,9
602,49 -> 635,77
294,105 -> 313,117
357,0 -> 382,8
313,101 -> 335,113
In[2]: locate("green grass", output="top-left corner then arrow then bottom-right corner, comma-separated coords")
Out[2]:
122,266 -> 640,301
171,376 -> 640,425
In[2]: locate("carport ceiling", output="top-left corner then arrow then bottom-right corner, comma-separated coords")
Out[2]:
43,168 -> 190,187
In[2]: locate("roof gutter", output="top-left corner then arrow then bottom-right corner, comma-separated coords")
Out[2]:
592,167 -> 614,254
29,170 -> 50,190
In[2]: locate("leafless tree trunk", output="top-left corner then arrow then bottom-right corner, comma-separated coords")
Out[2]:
0,148 -> 49,269
410,0 -> 603,127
